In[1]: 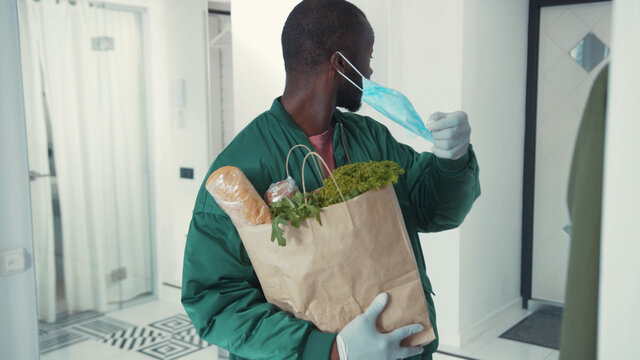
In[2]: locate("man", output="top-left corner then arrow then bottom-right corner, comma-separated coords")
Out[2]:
182,1 -> 480,359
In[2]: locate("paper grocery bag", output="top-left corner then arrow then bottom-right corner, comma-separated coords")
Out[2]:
237,184 -> 435,346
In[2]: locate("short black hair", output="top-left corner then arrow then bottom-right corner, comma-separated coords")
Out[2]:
281,0 -> 372,74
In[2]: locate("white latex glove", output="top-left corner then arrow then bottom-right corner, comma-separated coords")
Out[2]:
426,111 -> 471,160
336,293 -> 425,360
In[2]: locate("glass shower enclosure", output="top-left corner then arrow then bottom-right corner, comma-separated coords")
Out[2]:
17,0 -> 155,354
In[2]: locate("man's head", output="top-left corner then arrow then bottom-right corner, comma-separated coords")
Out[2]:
281,0 -> 374,111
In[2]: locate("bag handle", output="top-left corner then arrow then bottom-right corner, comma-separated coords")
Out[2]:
301,152 -> 346,205
286,144 -> 323,180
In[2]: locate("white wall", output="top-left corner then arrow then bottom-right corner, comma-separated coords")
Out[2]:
0,0 -> 40,358
103,0 -> 211,301
230,0 -> 529,348
458,0 -> 528,343
598,0 -> 640,357
230,0 -> 296,130
386,0 -> 465,345
155,0 -> 211,298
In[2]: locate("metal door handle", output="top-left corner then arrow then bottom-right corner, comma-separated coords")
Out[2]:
29,171 -> 52,181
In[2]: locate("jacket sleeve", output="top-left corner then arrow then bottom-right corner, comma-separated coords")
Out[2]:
381,126 -> 481,232
181,208 -> 336,360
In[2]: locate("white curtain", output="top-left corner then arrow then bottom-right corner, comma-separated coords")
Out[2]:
19,0 -> 152,317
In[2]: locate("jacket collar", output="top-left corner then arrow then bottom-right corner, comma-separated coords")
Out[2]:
270,97 -> 346,133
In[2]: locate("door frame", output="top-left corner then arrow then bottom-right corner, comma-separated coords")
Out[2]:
521,0 -> 612,309
207,3 -> 231,165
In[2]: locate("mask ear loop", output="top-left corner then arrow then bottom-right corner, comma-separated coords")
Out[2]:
334,51 -> 364,92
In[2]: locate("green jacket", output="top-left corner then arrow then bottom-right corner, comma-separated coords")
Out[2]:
182,98 -> 481,360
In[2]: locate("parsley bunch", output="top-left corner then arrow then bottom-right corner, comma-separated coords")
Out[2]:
270,191 -> 323,246
318,160 -> 405,207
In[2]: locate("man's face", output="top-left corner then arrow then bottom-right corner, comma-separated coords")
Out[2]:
336,30 -> 374,112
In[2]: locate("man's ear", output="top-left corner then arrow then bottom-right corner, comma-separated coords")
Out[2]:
330,52 -> 347,74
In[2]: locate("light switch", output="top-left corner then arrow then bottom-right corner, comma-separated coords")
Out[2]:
180,167 -> 194,179
0,248 -> 29,276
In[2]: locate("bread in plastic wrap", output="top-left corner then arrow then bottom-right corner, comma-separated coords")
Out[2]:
205,166 -> 273,227
264,176 -> 299,204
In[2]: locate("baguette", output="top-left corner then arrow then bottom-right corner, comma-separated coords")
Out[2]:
206,166 -> 272,227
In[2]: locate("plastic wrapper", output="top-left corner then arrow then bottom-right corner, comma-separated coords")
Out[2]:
205,166 -> 272,227
264,176 -> 299,204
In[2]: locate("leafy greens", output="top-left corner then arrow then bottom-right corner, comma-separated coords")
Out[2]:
270,191 -> 323,246
269,160 -> 405,246
318,160 -> 405,207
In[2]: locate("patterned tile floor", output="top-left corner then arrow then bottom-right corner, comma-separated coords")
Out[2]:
39,300 -> 558,360
39,302 -> 219,360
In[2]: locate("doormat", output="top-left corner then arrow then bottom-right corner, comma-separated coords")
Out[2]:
500,307 -> 562,349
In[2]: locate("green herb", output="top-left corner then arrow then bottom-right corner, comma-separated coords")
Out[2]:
318,160 -> 405,207
270,191 -> 323,246
269,161 -> 404,246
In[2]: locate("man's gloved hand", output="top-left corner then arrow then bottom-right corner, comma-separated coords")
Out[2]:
336,293 -> 425,360
426,111 -> 471,160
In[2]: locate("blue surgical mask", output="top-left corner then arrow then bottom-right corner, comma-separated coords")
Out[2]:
335,51 -> 433,142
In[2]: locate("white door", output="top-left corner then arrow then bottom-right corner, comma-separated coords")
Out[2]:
0,0 -> 40,359
532,1 -> 611,303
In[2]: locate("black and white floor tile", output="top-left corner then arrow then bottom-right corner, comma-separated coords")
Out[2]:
172,326 -> 212,349
38,300 -> 560,360
74,316 -> 136,339
137,338 -> 203,360
40,309 -> 215,360
39,328 -> 89,354
103,325 -> 170,351
100,314 -> 212,359
148,314 -> 193,333
38,312 -> 131,354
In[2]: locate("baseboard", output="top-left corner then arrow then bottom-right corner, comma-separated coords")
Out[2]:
459,298 -> 523,345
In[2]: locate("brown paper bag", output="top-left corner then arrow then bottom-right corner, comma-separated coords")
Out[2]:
236,151 -> 435,346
